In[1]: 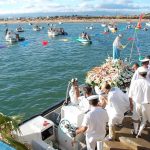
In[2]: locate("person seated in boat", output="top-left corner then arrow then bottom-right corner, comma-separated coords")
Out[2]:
6,31 -> 14,39
16,34 -> 20,41
80,32 -> 86,39
101,82 -> 130,141
5,28 -> 8,35
75,95 -> 108,150
85,33 -> 91,40
104,27 -> 109,33
113,34 -> 123,60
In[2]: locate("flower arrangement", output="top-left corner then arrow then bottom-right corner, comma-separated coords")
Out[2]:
85,57 -> 134,90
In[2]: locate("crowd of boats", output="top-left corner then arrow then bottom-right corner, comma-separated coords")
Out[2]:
4,21 -> 150,45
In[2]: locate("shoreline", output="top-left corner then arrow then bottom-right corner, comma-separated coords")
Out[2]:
0,18 -> 149,24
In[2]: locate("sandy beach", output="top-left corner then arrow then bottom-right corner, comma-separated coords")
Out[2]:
0,18 -> 149,24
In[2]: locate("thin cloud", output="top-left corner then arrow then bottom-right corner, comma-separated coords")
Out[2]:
0,0 -> 149,14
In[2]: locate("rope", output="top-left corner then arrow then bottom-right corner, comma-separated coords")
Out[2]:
134,30 -> 141,58
129,29 -> 136,63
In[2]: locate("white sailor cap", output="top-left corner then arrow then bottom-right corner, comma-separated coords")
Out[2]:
140,58 -> 149,62
87,95 -> 99,101
138,66 -> 148,73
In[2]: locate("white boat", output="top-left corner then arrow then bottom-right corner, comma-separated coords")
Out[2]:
16,27 -> 24,32
13,98 -> 88,150
86,26 -> 93,30
48,28 -> 67,37
29,23 -> 32,25
5,32 -> 17,43
77,37 -> 92,44
5,31 -> 25,43
33,26 -> 41,31
146,22 -> 150,27
101,23 -> 107,27
108,25 -> 117,33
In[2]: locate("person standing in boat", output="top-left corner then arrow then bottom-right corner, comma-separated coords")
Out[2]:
101,82 -> 130,141
131,57 -> 150,84
5,28 -> 8,35
75,95 -> 108,150
78,85 -> 94,112
113,34 -> 124,60
69,78 -> 80,105
129,66 -> 150,138
132,63 -> 139,72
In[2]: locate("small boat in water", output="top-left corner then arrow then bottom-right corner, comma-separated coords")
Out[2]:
146,22 -> 150,27
77,32 -> 92,44
101,23 -> 107,27
16,26 -> 24,32
5,31 -> 25,44
48,28 -> 67,36
33,25 -> 41,31
77,37 -> 92,44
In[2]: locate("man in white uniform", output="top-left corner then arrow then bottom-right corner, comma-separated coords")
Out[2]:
101,82 -> 130,140
129,66 -> 150,138
131,57 -> 150,84
70,84 -> 95,112
75,95 -> 108,150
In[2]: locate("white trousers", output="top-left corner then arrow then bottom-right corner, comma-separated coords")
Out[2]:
86,136 -> 104,150
132,103 -> 150,123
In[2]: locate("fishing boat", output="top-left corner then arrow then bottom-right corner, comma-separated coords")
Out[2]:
48,28 -> 67,37
5,31 -> 18,43
16,26 -> 24,32
33,25 -> 41,31
5,31 -> 25,44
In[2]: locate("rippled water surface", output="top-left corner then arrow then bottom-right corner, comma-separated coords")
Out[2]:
0,22 -> 150,119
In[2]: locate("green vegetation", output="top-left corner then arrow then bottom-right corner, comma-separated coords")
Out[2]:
0,113 -> 29,150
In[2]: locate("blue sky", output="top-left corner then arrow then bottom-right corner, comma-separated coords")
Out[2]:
0,0 -> 149,15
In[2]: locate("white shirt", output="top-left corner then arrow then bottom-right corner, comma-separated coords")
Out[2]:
78,96 -> 90,112
94,86 -> 101,95
106,87 -> 130,117
131,67 -> 150,85
113,36 -> 122,49
82,106 -> 108,141
129,77 -> 150,104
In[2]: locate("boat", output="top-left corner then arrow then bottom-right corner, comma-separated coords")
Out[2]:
29,23 -> 32,25
33,25 -> 41,31
145,22 -> 150,27
10,60 -> 150,150
101,23 -> 107,27
48,28 -> 67,37
16,26 -> 24,32
86,26 -> 93,30
12,96 -> 89,150
5,31 -> 25,44
76,37 -> 92,44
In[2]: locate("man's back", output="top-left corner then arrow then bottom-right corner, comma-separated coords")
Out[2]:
108,87 -> 130,115
83,107 -> 108,139
129,78 -> 150,104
